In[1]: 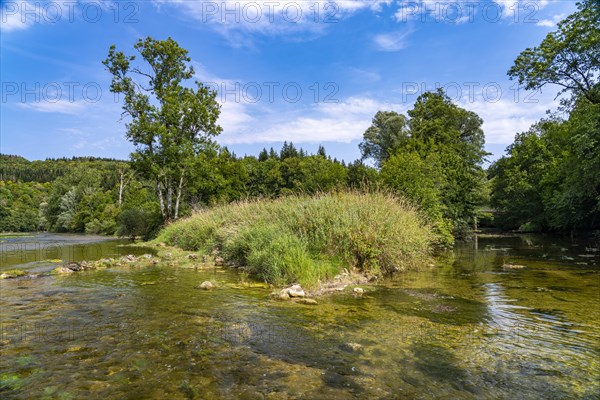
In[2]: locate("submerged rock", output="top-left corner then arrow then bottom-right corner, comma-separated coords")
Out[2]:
296,298 -> 318,305
273,291 -> 290,300
65,262 -> 85,271
339,342 -> 363,353
198,281 -> 215,290
502,264 -> 526,270
188,254 -> 198,260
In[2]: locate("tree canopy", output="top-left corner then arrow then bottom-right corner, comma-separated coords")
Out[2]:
103,37 -> 222,221
508,0 -> 600,105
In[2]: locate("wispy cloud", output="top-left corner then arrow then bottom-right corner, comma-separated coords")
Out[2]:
1,1 -> 41,32
536,13 -> 565,27
218,96 -> 405,144
153,0 -> 392,45
374,28 -> 413,51
18,100 -> 88,115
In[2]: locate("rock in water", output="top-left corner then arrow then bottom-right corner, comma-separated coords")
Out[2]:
214,256 -> 225,266
53,266 -> 74,274
353,287 -> 364,295
198,281 -> 215,290
339,342 -> 363,353
502,264 -> 526,270
286,284 -> 305,298
296,298 -> 318,305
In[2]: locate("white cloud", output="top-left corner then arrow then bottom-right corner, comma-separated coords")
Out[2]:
536,13 -> 565,27
153,0 -> 392,44
218,96 -> 405,144
0,1 -> 42,32
459,92 -> 560,144
18,100 -> 88,115
374,29 -> 412,51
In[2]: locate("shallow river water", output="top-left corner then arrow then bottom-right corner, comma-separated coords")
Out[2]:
0,233 -> 599,399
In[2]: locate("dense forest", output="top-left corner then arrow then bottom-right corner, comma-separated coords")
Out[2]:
1,0 -> 597,241
0,147 -> 360,238
0,86 -> 489,247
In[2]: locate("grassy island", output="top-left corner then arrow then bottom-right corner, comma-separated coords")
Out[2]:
156,192 -> 436,287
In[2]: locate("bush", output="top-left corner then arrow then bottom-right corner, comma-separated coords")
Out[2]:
117,204 -> 162,240
157,192 -> 436,287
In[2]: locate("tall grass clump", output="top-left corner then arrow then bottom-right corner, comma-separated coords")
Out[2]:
156,192 -> 436,287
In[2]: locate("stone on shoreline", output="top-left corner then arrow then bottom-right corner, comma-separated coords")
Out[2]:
283,284 -> 305,298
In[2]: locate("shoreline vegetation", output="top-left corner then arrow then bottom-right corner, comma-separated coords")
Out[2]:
2,192 -> 440,297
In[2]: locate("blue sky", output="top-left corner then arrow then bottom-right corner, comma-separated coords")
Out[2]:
1,0 -> 577,163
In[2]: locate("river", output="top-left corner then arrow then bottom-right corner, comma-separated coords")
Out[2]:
1,233 -> 598,399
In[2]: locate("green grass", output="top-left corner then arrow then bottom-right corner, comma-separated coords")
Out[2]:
156,192 -> 436,287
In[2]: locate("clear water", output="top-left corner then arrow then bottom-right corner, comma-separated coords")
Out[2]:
1,233 -> 599,399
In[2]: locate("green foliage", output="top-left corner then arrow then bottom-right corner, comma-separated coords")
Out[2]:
363,90 -> 488,237
346,160 -> 379,190
490,98 -> 600,232
508,0 -> 600,105
0,181 -> 49,232
359,111 -> 409,167
381,151 -> 454,246
157,192 -> 435,287
104,36 -> 222,221
492,5 -> 600,234
117,205 -> 162,240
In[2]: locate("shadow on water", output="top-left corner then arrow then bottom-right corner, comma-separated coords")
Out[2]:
410,342 -> 475,394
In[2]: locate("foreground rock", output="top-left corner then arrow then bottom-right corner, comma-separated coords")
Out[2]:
502,264 -> 526,270
53,266 -> 75,274
282,284 -> 305,298
197,281 -> 216,290
214,256 -> 225,266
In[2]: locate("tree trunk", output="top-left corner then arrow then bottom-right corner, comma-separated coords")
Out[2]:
157,181 -> 166,220
174,175 -> 185,220
118,171 -> 125,206
118,170 -> 132,207
166,177 -> 173,220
